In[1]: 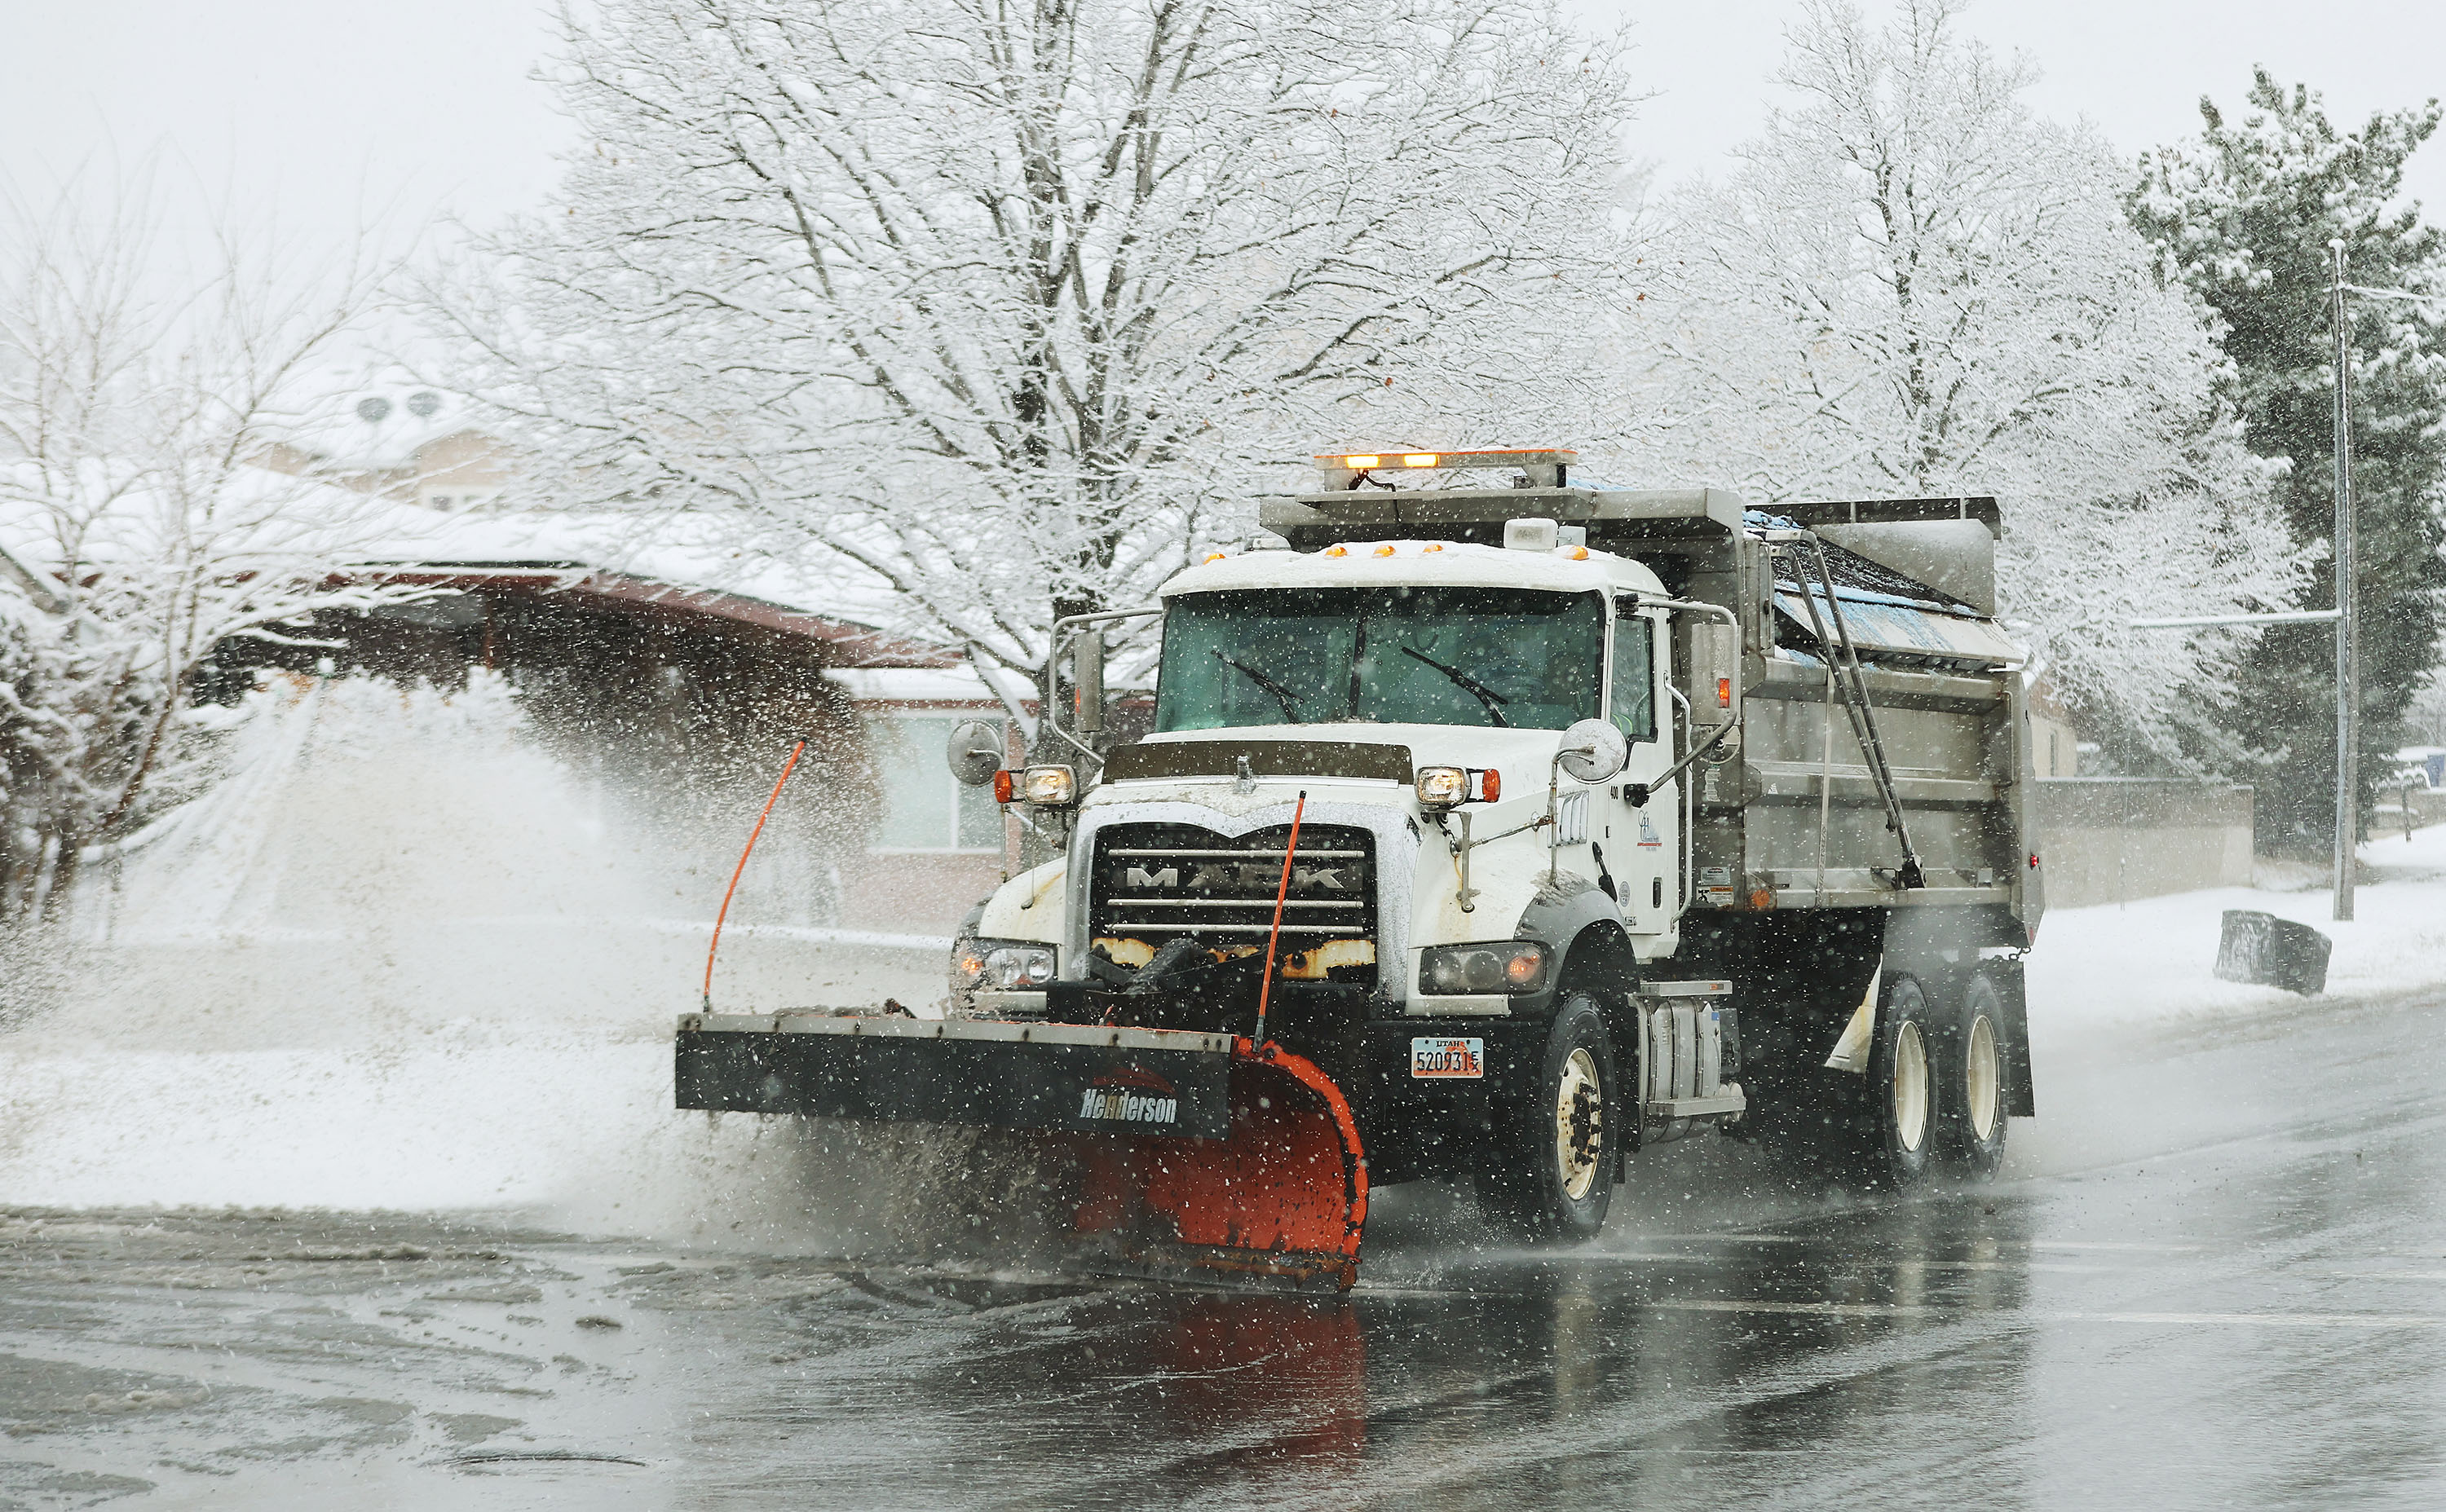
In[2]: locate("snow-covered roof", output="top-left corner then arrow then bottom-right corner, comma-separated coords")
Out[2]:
823,666 -> 1010,703
343,500 -> 934,656
2,461 -> 956,668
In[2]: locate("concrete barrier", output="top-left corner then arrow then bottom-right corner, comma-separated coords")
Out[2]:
2035,779 -> 2254,908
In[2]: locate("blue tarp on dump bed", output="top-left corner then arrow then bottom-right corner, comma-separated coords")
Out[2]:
1773,584 -> 2024,668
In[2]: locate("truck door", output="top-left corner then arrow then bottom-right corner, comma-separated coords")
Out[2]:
1603,602 -> 1676,933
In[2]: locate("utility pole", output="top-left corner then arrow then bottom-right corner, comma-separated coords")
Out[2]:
2331,240 -> 2359,923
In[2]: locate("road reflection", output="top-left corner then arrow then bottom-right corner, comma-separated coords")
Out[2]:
856,1192 -> 2050,1505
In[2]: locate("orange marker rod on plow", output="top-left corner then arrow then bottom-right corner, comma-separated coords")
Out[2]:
1253,790 -> 1307,1047
703,739 -> 806,1011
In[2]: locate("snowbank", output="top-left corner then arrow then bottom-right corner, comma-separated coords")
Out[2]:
0,677 -> 941,1244
2026,822 -> 2446,1034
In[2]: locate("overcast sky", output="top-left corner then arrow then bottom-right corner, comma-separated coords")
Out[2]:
4,0 -> 2439,258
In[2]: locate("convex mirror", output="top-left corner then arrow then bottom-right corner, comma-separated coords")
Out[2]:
1556,717 -> 1629,783
947,720 -> 1004,787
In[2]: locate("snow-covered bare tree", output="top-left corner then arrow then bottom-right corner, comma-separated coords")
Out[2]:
1618,0 -> 2303,760
0,180 -> 432,921
426,0 -> 1640,724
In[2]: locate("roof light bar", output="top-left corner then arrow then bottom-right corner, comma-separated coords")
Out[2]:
1312,447 -> 1577,491
1316,447 -> 1575,474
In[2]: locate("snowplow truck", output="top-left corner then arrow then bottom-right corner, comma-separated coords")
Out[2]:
676,449 -> 2043,1289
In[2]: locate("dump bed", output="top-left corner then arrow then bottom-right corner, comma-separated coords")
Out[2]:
1258,487 -> 2040,931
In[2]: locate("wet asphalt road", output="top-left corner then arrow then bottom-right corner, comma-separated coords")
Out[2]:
8,985 -> 2446,1510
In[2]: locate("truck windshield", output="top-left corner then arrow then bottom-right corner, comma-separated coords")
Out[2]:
1155,587 -> 1604,733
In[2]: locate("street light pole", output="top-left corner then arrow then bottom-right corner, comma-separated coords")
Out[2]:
2331,240 -> 2359,923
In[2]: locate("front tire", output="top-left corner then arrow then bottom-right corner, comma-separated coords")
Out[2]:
1477,994 -> 1616,1241
1940,972 -> 2010,1175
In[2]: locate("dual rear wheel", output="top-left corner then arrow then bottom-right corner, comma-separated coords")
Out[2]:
1861,971 -> 2010,1186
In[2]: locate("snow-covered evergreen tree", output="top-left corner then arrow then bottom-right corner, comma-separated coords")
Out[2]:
424,0 -> 1642,724
2130,72 -> 2446,857
1618,0 -> 2301,758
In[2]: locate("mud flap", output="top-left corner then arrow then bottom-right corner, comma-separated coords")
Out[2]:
1072,1039 -> 1368,1292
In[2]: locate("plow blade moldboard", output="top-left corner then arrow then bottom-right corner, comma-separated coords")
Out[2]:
676,1014 -> 1237,1137
1073,1041 -> 1368,1291
674,1015 -> 1368,1290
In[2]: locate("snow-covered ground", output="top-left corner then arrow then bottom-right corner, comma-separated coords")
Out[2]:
2027,821 -> 2446,1032
0,678 -> 943,1245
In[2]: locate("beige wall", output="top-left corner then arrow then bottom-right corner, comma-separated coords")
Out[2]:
835,849 -> 1006,937
2034,779 -> 2254,907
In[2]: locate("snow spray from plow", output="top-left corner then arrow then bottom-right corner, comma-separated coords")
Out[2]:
683,781 -> 1373,1289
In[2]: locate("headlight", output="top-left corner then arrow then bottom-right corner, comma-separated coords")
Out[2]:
952,938 -> 1057,992
1415,765 -> 1468,807
1419,941 -> 1548,995
1415,765 -> 1499,808
1021,765 -> 1076,806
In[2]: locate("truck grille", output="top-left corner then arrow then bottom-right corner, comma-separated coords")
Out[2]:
1088,822 -> 1377,982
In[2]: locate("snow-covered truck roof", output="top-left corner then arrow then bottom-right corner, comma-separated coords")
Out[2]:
1159,537 -> 1667,598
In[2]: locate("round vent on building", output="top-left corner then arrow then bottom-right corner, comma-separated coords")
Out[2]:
355,396 -> 392,422
406,390 -> 441,417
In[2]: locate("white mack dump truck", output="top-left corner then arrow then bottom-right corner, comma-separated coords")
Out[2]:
676,449 -> 2042,1289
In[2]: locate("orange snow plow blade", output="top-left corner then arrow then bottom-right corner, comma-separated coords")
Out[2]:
674,1014 -> 1369,1290
1071,1038 -> 1368,1290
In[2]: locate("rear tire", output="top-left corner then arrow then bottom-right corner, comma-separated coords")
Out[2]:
1940,972 -> 2010,1175
1813,972 -> 1936,1191
1477,994 -> 1616,1241
1866,973 -> 1937,1188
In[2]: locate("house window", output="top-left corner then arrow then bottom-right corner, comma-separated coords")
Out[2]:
869,714 -> 1004,852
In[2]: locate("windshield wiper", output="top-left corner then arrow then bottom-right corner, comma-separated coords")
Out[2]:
1399,644 -> 1511,727
1212,649 -> 1303,722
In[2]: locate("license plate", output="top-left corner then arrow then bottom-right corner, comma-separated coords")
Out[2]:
1411,1037 -> 1485,1078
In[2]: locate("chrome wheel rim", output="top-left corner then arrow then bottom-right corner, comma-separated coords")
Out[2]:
1966,1014 -> 2001,1143
1892,1020 -> 1929,1153
1554,1048 -> 1605,1201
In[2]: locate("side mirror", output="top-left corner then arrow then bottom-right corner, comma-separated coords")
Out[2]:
1687,619 -> 1739,727
1555,718 -> 1628,783
947,719 -> 1004,787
